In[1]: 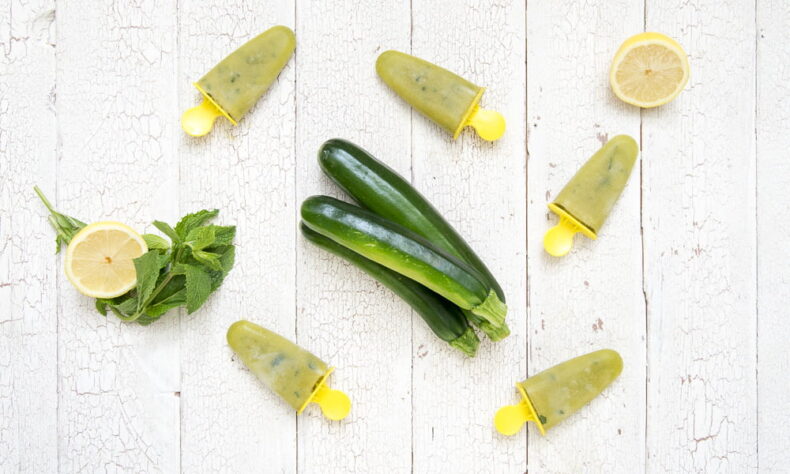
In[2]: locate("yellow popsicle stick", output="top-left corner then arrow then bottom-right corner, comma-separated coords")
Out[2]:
494,383 -> 546,436
297,368 -> 351,421
543,203 -> 597,257
454,88 -> 506,141
466,108 -> 506,141
181,84 -> 238,137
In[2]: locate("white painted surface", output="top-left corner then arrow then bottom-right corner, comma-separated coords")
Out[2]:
526,1 -> 645,472
0,0 -> 785,472
756,1 -> 790,472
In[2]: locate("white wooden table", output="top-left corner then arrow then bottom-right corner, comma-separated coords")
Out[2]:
2,1 -> 788,472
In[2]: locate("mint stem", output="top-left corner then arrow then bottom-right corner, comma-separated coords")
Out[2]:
123,272 -> 175,322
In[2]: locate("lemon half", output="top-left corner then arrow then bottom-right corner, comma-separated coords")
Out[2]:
610,32 -> 690,108
65,222 -> 148,298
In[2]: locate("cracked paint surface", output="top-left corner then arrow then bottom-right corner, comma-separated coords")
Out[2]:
1,0 -> 785,472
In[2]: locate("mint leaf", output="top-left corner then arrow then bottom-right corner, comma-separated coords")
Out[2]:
175,209 -> 218,238
208,225 -> 236,247
157,253 -> 171,269
133,251 -> 161,312
145,288 -> 186,319
95,299 -> 109,316
143,233 -> 170,250
218,245 -> 235,273
185,264 -> 212,314
192,249 -> 222,270
153,221 -> 181,244
149,275 -> 185,304
114,296 -> 138,315
185,226 -> 216,251
209,246 -> 235,290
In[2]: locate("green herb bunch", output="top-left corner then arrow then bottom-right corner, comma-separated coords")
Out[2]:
35,187 -> 236,325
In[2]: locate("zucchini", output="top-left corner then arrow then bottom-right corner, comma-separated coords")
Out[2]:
318,138 -> 509,340
300,223 -> 479,357
301,195 -> 507,327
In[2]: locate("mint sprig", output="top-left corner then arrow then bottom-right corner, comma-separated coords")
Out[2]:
35,188 -> 236,325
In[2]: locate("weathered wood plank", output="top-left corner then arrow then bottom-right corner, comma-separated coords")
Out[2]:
526,1 -> 645,472
294,1 -> 412,472
55,1 -> 180,471
177,3 -> 297,472
0,1 -> 58,471
644,1 -> 757,471
756,0 -> 790,471
410,1 -> 527,472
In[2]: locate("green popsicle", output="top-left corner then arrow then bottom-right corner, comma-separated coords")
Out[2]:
376,50 -> 505,141
227,320 -> 350,420
494,349 -> 623,436
182,26 -> 296,136
544,135 -> 638,257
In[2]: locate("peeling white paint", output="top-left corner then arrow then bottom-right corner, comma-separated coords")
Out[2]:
1,0 -> 785,472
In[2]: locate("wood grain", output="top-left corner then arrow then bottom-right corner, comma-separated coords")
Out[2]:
54,0 -> 180,471
1,1 -> 785,472
409,1 -> 527,473
756,0 -> 790,471
526,1 -> 646,472
0,1 -> 58,471
644,1 -> 757,471
294,1 -> 413,473
177,3 -> 297,473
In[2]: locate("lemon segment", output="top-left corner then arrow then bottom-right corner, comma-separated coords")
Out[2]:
64,222 -> 148,298
609,32 -> 689,108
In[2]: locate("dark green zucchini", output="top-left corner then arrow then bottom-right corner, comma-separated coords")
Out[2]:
301,195 -> 507,327
300,223 -> 478,356
318,138 -> 509,340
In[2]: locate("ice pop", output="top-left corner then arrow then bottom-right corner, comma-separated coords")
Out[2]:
227,320 -> 350,420
376,50 -> 505,141
494,349 -> 623,436
543,135 -> 638,257
182,26 -> 296,137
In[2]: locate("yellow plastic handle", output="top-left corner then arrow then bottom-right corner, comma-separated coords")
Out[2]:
494,384 -> 546,436
494,401 -> 534,436
181,99 -> 223,137
467,108 -> 506,141
543,203 -> 597,257
543,218 -> 579,257
311,385 -> 352,421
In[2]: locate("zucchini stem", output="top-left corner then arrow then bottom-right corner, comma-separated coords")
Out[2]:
468,312 -> 511,341
470,290 -> 507,328
448,326 -> 480,357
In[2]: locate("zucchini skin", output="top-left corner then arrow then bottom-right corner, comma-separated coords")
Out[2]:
300,223 -> 478,356
300,195 -> 507,326
318,139 -> 509,339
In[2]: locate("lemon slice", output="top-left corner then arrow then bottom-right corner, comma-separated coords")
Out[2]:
64,222 -> 148,298
610,32 -> 689,108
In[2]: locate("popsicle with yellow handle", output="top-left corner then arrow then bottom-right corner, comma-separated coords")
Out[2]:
543,135 -> 638,257
182,26 -> 296,137
376,50 -> 505,141
495,349 -> 623,436
227,320 -> 351,420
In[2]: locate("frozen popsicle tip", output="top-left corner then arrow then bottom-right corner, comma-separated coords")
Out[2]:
376,50 -> 505,141
227,319 -> 351,421
544,135 -> 638,256
494,349 -> 623,436
182,25 -> 296,137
